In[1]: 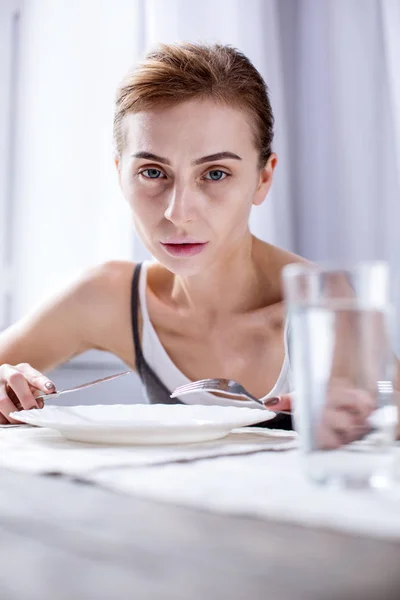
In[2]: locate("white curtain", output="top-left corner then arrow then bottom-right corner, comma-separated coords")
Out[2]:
0,0 -> 22,327
11,0 -> 144,320
10,0 -> 400,335
281,0 -> 400,344
380,0 -> 400,265
286,0 -> 400,265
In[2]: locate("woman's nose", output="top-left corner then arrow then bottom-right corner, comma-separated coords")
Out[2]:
164,186 -> 198,224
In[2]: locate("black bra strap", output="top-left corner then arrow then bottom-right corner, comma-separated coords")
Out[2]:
131,262 -> 144,375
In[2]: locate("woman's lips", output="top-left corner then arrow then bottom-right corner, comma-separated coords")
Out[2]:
160,242 -> 208,257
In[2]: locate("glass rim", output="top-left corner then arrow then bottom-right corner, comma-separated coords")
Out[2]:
282,260 -> 390,280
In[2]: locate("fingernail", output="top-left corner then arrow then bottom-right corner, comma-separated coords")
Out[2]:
45,382 -> 55,390
37,399 -> 44,409
265,397 -> 280,406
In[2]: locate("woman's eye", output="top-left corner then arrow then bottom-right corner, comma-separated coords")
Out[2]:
204,170 -> 228,181
140,168 -> 165,179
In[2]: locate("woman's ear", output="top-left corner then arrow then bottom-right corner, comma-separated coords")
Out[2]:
114,154 -> 122,186
253,153 -> 278,206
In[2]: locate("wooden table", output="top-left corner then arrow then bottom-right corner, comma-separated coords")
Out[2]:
0,468 -> 399,600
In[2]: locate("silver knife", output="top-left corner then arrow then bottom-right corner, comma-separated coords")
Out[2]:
35,370 -> 132,401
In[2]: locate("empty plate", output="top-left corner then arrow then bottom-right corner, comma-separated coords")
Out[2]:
10,403 -> 274,445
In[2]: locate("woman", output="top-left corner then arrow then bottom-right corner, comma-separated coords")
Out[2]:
0,42 -> 311,427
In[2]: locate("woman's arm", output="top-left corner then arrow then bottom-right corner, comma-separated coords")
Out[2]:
0,261 -> 135,422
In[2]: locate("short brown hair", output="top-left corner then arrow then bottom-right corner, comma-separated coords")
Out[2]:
114,42 -> 274,166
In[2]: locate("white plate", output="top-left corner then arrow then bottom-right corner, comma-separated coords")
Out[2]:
10,404 -> 274,445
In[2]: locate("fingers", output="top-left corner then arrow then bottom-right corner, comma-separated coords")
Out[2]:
0,363 -> 56,424
0,365 -> 39,410
277,383 -> 374,449
264,393 -> 292,411
326,385 -> 374,420
0,412 -> 9,425
315,385 -> 374,450
14,363 -> 56,394
317,407 -> 369,449
0,390 -> 26,424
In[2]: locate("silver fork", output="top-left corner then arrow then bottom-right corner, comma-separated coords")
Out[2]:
170,378 -> 291,415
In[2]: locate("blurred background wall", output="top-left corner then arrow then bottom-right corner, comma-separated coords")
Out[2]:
0,0 -> 399,404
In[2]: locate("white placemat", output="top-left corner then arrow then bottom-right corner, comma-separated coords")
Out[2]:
88,447 -> 400,541
0,425 -> 297,476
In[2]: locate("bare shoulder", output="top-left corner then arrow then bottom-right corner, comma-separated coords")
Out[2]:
73,260 -> 135,305
253,239 -> 311,316
44,259 -> 136,325
271,246 -> 311,304
70,260 -> 135,345
266,244 -> 310,271
256,240 -> 309,288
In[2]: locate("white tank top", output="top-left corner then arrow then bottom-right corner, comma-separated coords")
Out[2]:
140,260 -> 292,409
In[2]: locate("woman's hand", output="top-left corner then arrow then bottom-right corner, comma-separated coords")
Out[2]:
314,383 -> 374,449
268,385 -> 399,446
0,363 -> 56,424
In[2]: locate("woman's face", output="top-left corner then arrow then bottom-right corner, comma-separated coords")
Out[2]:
116,98 -> 276,275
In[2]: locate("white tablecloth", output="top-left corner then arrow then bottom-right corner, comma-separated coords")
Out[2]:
2,425 -> 400,540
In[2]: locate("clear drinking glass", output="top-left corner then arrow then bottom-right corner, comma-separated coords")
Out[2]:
282,262 -> 398,489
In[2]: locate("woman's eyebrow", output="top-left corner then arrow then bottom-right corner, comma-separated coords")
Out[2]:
192,152 -> 242,165
131,151 -> 171,165
131,151 -> 242,166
